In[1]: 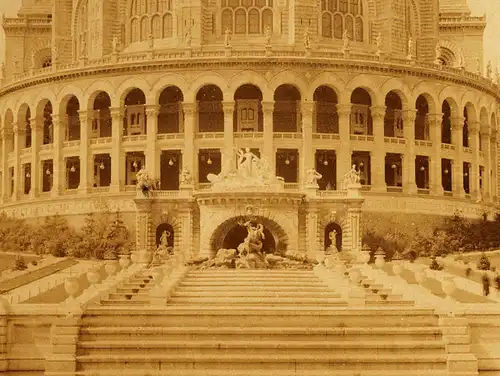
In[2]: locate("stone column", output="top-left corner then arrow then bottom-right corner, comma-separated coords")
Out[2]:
12,124 -> 22,201
180,209 -> 194,260
305,207 -> 319,259
370,106 -> 386,192
347,201 -> 363,253
110,108 -> 124,193
182,103 -> 196,182
261,101 -> 274,172
78,109 -> 90,195
222,101 -> 235,164
146,105 -> 160,180
491,131 -> 498,202
301,102 -> 314,188
482,126 -> 492,201
453,116 -> 465,197
429,113 -> 444,195
404,110 -> 417,194
336,104 -> 352,184
30,120 -> 41,199
134,198 -> 153,264
0,129 -> 9,202
51,114 -> 63,197
469,123 -> 480,199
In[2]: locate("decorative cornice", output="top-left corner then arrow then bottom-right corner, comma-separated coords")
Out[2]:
0,56 -> 499,101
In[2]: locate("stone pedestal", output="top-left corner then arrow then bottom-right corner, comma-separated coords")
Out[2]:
265,45 -> 272,57
134,198 -> 153,265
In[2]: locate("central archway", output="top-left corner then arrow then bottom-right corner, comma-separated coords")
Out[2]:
210,215 -> 288,256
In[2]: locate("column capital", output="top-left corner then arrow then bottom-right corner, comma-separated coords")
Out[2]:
481,124 -> 491,136
469,121 -> 480,132
427,113 -> 442,125
404,109 -> 417,124
222,101 -> 235,115
261,101 -> 274,115
77,109 -> 91,120
109,107 -> 124,120
182,102 -> 197,116
51,114 -> 61,123
336,104 -> 351,117
370,105 -> 386,121
12,123 -> 24,135
301,102 -> 315,116
145,104 -> 160,117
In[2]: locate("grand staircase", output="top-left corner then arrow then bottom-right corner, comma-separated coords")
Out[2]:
76,268 -> 450,376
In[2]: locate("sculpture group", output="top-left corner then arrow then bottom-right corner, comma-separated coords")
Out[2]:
235,220 -> 267,268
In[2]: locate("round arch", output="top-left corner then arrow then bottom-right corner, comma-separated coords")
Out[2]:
227,70 -> 271,102
222,225 -> 276,253
155,223 -> 174,247
324,222 -> 342,252
209,215 -> 289,257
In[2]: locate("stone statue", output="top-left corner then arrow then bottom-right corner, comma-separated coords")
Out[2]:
160,230 -> 170,248
185,26 -> 192,47
305,168 -> 322,186
304,26 -> 311,49
81,39 -> 87,57
407,37 -> 413,59
224,28 -> 232,47
52,45 -> 58,62
343,164 -> 361,188
237,148 -> 257,178
31,51 -> 36,69
265,25 -> 272,47
179,167 -> 193,185
148,34 -> 154,49
486,60 -> 492,79
136,167 -> 152,197
325,230 -> 339,254
342,29 -> 350,51
236,220 -> 267,268
152,230 -> 173,262
112,36 -> 118,53
435,43 -> 441,63
375,32 -> 382,54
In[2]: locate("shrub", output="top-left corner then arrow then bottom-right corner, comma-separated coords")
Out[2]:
477,253 -> 491,271
429,257 -> 444,271
14,256 -> 27,270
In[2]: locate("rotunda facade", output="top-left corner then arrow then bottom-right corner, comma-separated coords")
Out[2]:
0,0 -> 498,259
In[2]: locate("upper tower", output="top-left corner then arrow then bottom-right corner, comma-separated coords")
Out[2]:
18,0 -> 53,16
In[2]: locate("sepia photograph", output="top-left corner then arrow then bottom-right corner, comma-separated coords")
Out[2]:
0,0 -> 500,375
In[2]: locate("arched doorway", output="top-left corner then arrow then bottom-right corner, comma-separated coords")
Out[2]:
222,223 -> 276,253
155,223 -> 174,247
324,222 -> 342,251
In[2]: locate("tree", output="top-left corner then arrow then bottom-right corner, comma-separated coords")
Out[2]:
477,253 -> 491,271
102,211 -> 133,260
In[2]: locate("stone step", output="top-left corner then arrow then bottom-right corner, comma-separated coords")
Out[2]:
82,307 -> 439,328
175,285 -> 332,292
77,339 -> 447,357
169,291 -> 342,298
79,326 -> 443,342
179,281 -> 326,287
77,353 -> 447,371
78,369 -> 447,376
166,296 -> 347,305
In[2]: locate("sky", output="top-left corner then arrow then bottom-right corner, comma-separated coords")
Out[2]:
0,0 -> 498,66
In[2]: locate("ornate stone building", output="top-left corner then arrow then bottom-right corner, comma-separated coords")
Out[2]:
0,0 -> 498,260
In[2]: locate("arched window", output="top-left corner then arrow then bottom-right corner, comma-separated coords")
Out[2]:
128,0 -> 175,44
333,14 -> 343,38
163,13 -> 173,37
322,13 -> 332,37
220,0 -> 273,36
248,9 -> 260,34
321,0 -> 364,42
131,18 -> 139,42
140,17 -> 148,40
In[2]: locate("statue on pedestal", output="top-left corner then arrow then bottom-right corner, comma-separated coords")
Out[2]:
264,25 -> 272,47
112,37 -> 119,53
434,43 -> 441,64
375,32 -> 382,55
185,26 -> 192,47
305,168 -> 322,187
486,60 -> 492,79
148,34 -> 155,49
342,164 -> 361,189
224,28 -> 232,48
136,167 -> 152,197
326,230 -> 339,254
152,230 -> 173,263
342,29 -> 350,51
407,37 -> 413,60
180,167 -> 193,185
303,26 -> 311,49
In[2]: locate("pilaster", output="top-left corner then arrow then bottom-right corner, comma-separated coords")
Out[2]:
347,202 -> 363,253
301,102 -> 314,188
404,110 -> 417,194
370,106 -> 386,192
146,105 -> 160,181
491,131 -> 498,202
469,122 -> 480,199
482,125 -> 492,201
305,206 -> 319,259
222,101 -> 235,164
453,117 -> 466,198
51,114 -> 63,197
182,103 -> 196,181
134,198 -> 153,261
30,121 -> 41,199
336,104 -> 351,182
110,108 -> 123,193
429,113 -> 444,196
12,124 -> 22,201
78,110 -> 90,195
261,101 -> 274,172
0,130 -> 9,202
